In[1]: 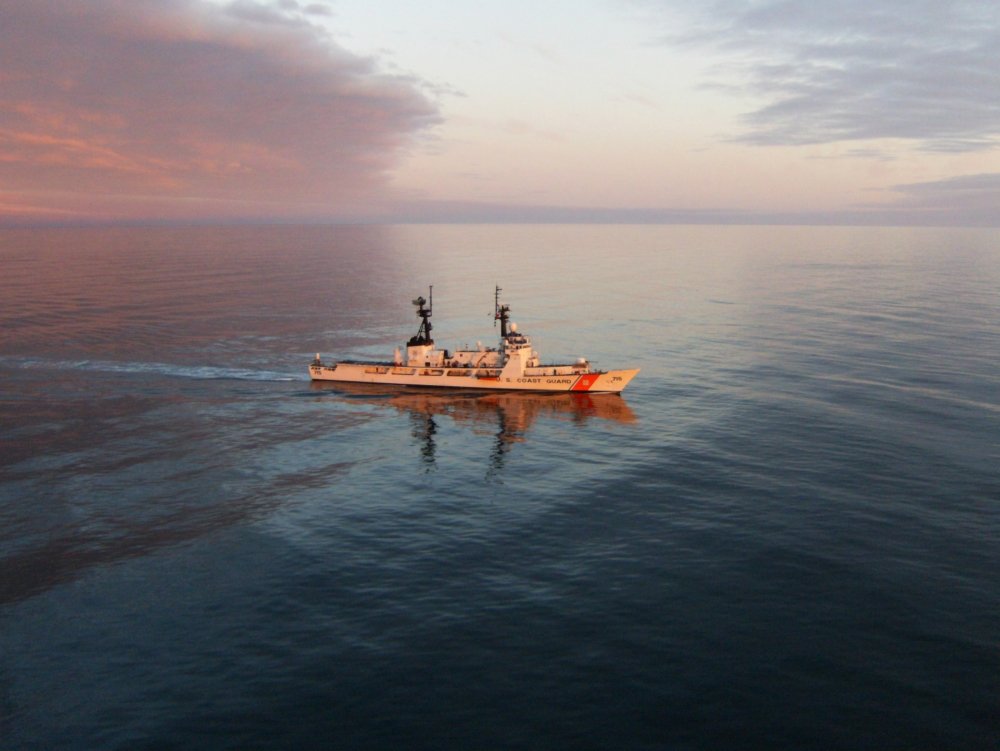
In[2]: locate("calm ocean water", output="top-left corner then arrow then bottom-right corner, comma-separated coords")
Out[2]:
1,224 -> 998,749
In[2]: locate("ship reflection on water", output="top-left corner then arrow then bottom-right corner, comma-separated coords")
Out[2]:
310,382 -> 636,474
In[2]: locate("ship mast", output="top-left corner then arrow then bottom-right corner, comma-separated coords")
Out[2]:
494,284 -> 511,338
408,285 -> 433,345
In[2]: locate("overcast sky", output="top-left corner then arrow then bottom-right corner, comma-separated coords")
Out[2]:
2,0 -> 999,225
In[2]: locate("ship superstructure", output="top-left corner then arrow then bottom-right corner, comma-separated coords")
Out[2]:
309,286 -> 638,393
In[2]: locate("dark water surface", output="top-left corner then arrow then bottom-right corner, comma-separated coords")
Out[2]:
1,224 -> 998,749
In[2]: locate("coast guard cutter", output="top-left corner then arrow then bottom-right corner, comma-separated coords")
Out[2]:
309,286 -> 639,393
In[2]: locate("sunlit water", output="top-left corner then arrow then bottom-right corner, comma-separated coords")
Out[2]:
1,224 -> 998,749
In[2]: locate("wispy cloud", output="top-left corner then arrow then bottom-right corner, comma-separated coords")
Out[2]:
877,172 -> 1000,224
0,0 -> 439,222
657,0 -> 1000,152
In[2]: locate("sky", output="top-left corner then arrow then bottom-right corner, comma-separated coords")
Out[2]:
2,0 -> 1000,225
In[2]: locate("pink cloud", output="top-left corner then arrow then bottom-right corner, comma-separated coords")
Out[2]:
0,0 -> 439,222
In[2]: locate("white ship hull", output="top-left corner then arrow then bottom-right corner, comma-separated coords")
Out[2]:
309,361 -> 639,393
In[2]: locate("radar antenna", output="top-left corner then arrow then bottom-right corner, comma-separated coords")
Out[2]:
408,285 -> 433,345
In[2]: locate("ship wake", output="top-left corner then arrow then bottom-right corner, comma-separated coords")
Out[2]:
0,356 -> 298,382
